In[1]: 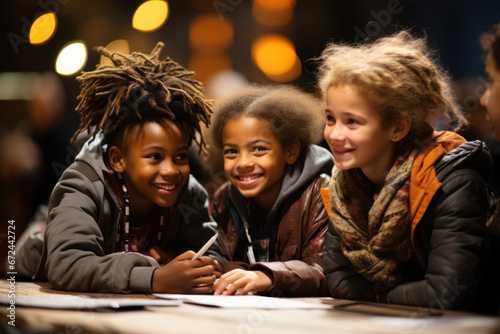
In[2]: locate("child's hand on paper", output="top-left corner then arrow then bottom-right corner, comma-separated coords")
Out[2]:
152,251 -> 219,294
143,246 -> 177,265
213,269 -> 272,295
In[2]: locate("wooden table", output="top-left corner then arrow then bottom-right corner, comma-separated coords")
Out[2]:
1,280 -> 499,334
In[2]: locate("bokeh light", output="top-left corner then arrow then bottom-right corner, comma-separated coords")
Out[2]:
251,34 -> 300,81
254,0 -> 296,11
189,14 -> 233,51
265,54 -> 301,82
132,0 -> 169,32
252,0 -> 295,27
29,13 -> 57,45
55,42 -> 87,76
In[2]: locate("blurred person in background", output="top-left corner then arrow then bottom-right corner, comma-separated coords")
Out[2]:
0,72 -> 74,277
479,21 -> 500,315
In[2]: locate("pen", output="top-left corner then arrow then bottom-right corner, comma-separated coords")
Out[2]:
192,232 -> 218,260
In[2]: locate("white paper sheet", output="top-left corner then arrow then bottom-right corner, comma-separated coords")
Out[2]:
0,295 -> 180,310
153,294 -> 333,309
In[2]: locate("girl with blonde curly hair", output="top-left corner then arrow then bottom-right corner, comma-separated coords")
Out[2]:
319,30 -> 495,312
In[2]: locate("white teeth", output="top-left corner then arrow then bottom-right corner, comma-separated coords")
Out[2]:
336,149 -> 352,153
155,184 -> 175,191
239,175 -> 260,181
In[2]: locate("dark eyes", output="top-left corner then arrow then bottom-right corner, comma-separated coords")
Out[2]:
148,153 -> 161,160
223,146 -> 268,157
254,146 -> 267,152
146,153 -> 188,162
175,153 -> 188,161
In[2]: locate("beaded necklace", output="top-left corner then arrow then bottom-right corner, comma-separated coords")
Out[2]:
116,173 -> 164,252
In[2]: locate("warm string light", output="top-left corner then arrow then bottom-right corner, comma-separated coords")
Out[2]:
132,0 -> 169,32
55,42 -> 87,76
39,1 -> 299,82
252,0 -> 296,27
251,34 -> 301,82
29,13 -> 57,45
251,0 -> 300,82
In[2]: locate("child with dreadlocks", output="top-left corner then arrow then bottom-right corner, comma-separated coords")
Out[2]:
17,42 -> 219,294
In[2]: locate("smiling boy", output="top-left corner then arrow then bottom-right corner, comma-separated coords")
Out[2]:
18,42 -> 219,294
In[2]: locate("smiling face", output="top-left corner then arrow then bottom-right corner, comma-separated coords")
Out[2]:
324,85 -> 398,185
481,53 -> 500,141
110,120 -> 190,215
221,116 -> 298,211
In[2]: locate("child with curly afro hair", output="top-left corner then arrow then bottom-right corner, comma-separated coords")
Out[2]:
209,84 -> 334,297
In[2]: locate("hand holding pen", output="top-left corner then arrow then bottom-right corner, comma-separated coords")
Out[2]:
151,233 -> 219,293
192,233 -> 219,260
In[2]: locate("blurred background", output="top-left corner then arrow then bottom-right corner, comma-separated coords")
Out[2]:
1,0 -> 499,269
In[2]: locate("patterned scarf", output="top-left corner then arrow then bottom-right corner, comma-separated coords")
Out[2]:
329,149 -> 418,293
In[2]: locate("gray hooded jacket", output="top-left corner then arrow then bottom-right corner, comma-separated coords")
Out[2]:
21,132 -> 216,293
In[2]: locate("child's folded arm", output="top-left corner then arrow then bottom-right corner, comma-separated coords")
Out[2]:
44,167 -> 159,293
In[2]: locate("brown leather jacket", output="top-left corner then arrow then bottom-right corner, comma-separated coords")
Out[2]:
211,145 -> 333,297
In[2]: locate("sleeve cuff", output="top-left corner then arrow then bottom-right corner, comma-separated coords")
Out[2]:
129,266 -> 157,293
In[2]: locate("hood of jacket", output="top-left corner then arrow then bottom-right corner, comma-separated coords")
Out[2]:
73,132 -> 118,201
228,144 -> 334,225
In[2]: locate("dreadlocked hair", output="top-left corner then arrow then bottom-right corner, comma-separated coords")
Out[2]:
71,41 -> 213,155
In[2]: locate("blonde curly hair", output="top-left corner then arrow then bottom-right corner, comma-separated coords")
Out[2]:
317,30 -> 467,153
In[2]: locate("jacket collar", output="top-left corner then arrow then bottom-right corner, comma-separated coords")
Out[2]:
75,131 -> 113,179
409,131 -> 467,232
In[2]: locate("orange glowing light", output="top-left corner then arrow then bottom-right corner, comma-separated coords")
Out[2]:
132,1 -> 169,32
252,0 -> 295,27
265,55 -> 302,82
189,14 -> 233,51
253,0 -> 296,11
29,13 -> 57,45
252,34 -> 297,76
